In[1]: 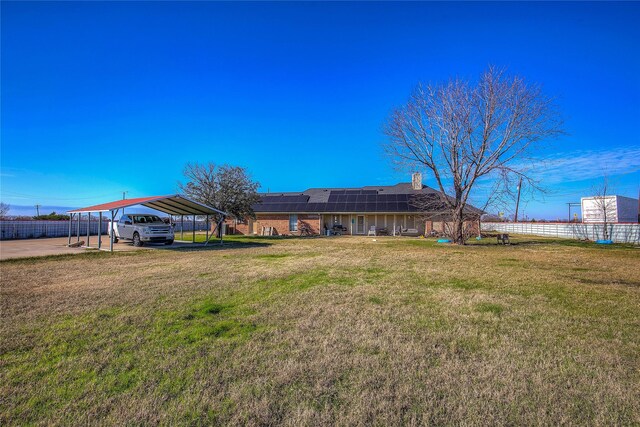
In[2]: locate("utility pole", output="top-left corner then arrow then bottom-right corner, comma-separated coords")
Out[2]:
35,204 -> 41,217
514,176 -> 523,223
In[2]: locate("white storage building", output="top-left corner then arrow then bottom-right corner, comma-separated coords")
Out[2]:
581,195 -> 639,223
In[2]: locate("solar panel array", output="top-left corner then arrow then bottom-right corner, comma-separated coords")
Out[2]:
254,194 -> 311,213
254,191 -> 428,213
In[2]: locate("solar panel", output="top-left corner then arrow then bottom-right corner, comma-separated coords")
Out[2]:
254,189 -> 443,213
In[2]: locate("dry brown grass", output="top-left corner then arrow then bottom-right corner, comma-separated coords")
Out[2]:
1,236 -> 639,425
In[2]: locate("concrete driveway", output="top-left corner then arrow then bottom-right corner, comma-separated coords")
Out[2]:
0,236 -> 206,260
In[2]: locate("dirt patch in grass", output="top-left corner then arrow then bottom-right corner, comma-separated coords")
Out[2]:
1,236 -> 639,425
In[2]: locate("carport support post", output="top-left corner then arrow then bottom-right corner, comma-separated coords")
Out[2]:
98,212 -> 102,249
205,215 -> 209,241
87,213 -> 90,247
192,215 -> 196,243
109,210 -> 115,253
181,215 -> 184,240
67,213 -> 73,246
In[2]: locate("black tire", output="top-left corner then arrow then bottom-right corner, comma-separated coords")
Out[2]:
164,239 -> 174,246
133,232 -> 144,247
111,233 -> 118,244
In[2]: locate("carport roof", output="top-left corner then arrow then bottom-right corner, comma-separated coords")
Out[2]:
68,195 -> 227,216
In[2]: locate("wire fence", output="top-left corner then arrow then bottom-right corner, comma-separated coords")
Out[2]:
481,222 -> 640,244
0,220 -> 211,240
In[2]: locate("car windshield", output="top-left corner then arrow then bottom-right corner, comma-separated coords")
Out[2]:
131,215 -> 163,224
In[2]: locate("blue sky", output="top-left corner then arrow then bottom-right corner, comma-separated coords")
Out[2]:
2,1 -> 639,219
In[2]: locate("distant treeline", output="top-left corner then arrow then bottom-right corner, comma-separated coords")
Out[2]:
2,211 -> 71,221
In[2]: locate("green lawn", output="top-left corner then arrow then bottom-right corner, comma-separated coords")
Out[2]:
1,236 -> 639,425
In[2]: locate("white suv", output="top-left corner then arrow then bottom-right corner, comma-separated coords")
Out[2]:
109,213 -> 174,246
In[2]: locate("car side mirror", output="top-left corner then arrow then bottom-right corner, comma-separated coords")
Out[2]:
125,220 -> 132,225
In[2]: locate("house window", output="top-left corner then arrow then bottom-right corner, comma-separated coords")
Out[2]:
289,214 -> 298,232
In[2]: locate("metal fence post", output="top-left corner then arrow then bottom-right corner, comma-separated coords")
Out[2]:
98,212 -> 102,249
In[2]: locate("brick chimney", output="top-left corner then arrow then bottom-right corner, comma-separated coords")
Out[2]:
411,172 -> 422,190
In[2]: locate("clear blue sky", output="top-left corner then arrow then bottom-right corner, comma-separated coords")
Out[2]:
2,1 -> 639,219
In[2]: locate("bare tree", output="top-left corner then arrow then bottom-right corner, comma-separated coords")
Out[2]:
179,162 -> 261,222
384,66 -> 563,244
0,202 -> 10,218
589,177 -> 616,240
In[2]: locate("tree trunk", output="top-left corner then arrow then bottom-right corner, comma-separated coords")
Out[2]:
451,207 -> 465,245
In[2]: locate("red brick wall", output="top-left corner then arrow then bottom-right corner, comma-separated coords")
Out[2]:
231,220 -> 249,235
225,214 -> 322,236
229,215 -> 478,237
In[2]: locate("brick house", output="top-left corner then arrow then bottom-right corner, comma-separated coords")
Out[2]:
228,174 -> 482,237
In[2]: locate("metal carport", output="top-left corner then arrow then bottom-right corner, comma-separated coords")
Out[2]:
68,195 -> 227,252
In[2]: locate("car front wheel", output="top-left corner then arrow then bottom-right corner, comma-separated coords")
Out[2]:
111,233 -> 118,243
133,232 -> 144,247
